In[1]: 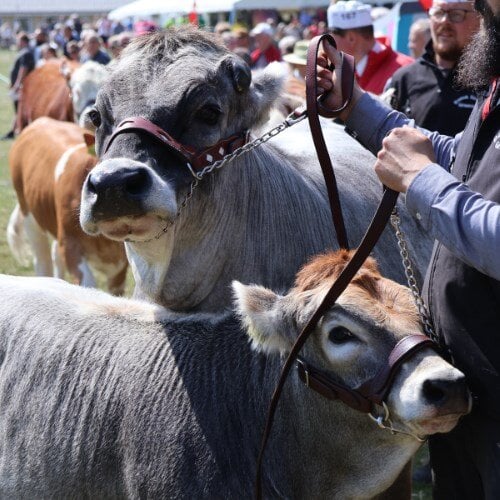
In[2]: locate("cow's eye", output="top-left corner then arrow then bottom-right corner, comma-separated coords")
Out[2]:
88,108 -> 101,128
196,105 -> 221,125
328,326 -> 354,344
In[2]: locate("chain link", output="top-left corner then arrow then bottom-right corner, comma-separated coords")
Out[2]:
192,112 -> 307,181
389,208 -> 441,345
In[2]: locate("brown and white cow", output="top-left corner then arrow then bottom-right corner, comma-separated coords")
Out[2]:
16,59 -> 107,132
7,117 -> 128,294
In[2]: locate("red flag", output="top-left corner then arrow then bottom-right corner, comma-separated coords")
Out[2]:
418,0 -> 432,10
189,1 -> 199,25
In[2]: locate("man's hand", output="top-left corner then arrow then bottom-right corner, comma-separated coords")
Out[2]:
374,126 -> 436,193
316,38 -> 364,121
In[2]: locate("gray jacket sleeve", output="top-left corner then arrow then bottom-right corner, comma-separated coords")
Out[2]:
344,92 -> 500,280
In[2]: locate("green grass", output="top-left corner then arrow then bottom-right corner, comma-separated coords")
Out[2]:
0,49 -> 32,276
0,48 -> 432,499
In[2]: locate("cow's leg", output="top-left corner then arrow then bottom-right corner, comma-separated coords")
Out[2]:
51,241 -> 65,279
59,239 -> 97,288
107,263 -> 128,296
6,203 -> 32,266
23,214 -> 53,276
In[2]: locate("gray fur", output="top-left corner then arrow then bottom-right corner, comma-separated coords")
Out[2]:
80,27 -> 432,312
0,274 -> 468,498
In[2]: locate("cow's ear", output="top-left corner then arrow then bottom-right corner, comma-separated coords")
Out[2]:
232,281 -> 292,354
248,61 -> 286,126
220,55 -> 252,93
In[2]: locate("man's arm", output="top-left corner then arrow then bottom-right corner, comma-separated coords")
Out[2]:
344,92 -> 457,169
406,164 -> 500,280
317,40 -> 500,280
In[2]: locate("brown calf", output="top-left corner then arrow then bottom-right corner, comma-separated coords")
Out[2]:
8,117 -> 128,294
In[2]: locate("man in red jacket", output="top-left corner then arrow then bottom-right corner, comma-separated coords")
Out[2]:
249,22 -> 282,69
327,0 -> 413,94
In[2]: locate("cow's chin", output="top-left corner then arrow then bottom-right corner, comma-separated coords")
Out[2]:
97,215 -> 170,242
409,412 -> 465,436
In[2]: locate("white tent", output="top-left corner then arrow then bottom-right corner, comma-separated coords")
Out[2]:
108,0 -> 236,19
235,0 -> 329,9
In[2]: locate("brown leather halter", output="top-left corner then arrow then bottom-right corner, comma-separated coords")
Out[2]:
102,116 -> 250,176
254,34 -> 436,499
297,334 -> 435,413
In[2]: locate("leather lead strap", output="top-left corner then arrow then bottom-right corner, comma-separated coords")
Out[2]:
255,36 -> 399,499
305,34 -> 355,250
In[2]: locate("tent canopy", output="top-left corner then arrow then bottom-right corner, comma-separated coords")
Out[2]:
108,0 -> 237,19
108,0 -> 332,19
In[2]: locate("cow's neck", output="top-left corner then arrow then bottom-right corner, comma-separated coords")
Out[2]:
126,235 -> 174,303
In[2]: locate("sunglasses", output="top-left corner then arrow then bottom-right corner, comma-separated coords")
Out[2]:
428,7 -> 475,23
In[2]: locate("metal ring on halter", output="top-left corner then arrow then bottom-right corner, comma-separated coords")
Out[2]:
368,402 -> 427,442
185,162 -> 202,181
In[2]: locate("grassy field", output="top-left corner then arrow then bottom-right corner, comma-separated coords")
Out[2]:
0,48 -> 432,498
0,49 -> 32,276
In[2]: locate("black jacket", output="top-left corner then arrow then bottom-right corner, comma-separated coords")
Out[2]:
423,81 -> 500,418
387,42 -> 476,136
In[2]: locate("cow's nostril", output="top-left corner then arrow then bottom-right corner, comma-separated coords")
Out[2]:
86,175 -> 98,195
124,169 -> 150,196
423,379 -> 448,404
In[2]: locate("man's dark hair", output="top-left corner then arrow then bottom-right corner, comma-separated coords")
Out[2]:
330,25 -> 374,39
18,32 -> 30,44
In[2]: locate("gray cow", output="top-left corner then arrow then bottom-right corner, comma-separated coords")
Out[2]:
79,27 -> 432,312
0,250 -> 469,498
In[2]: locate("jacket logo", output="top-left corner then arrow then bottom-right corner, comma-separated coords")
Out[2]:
453,95 -> 477,109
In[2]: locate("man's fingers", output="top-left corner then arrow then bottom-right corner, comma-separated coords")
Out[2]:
321,38 -> 342,66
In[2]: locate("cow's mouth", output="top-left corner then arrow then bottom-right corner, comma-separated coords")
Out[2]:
411,412 -> 465,435
96,214 -> 171,242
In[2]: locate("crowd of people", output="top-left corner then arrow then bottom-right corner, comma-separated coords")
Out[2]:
1,1 -> 500,497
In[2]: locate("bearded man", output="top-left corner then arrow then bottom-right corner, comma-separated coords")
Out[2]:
317,0 -> 500,495
386,0 -> 480,135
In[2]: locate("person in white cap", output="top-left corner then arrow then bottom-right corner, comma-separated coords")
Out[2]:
386,0 -> 480,136
317,0 -> 500,495
327,0 -> 413,94
249,22 -> 281,69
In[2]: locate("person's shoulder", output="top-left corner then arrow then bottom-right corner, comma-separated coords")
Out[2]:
391,58 -> 421,80
393,50 -> 414,67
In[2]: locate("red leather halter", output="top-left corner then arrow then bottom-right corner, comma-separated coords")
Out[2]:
102,116 -> 250,177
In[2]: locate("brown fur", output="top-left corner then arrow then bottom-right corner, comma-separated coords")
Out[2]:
9,117 -> 128,293
294,250 -> 420,330
16,59 -> 79,132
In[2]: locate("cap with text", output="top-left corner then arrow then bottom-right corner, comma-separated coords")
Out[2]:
327,1 -> 373,30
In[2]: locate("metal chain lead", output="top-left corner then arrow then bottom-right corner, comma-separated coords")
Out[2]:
193,112 -> 307,181
144,111 -> 307,241
389,208 -> 440,345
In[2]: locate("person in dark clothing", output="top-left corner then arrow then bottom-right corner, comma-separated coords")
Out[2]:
2,32 -> 35,139
81,33 -> 110,65
316,0 -> 500,495
386,0 -> 480,135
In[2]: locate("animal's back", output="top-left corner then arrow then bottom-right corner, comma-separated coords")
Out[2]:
17,60 -> 77,130
0,276 -> 237,497
268,118 -> 432,285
